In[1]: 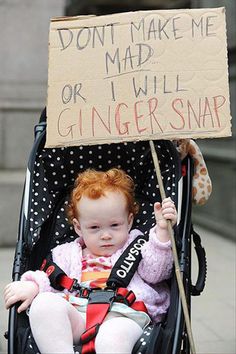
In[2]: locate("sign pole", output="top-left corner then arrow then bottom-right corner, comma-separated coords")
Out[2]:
149,140 -> 196,354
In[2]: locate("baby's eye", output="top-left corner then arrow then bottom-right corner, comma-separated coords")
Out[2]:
90,225 -> 99,230
111,223 -> 119,227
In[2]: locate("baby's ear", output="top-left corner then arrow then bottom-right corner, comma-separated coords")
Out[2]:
128,213 -> 134,231
73,218 -> 82,237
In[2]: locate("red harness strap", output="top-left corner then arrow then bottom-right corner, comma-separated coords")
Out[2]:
59,274 -> 75,291
40,262 -> 149,354
80,288 -> 148,354
80,290 -> 115,354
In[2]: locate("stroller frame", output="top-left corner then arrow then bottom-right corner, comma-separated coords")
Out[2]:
6,108 -> 207,354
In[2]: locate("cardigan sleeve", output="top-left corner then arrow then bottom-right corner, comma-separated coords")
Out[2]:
21,270 -> 52,293
21,240 -> 81,293
137,227 -> 173,284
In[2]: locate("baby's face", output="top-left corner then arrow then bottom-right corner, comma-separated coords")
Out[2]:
73,191 -> 133,257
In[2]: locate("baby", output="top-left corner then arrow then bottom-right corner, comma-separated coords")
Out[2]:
4,168 -> 177,354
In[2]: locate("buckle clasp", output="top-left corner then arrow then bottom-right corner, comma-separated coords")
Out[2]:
88,288 -> 116,306
69,278 -> 81,292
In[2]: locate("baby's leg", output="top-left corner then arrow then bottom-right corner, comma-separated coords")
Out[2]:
29,292 -> 85,354
95,315 -> 143,354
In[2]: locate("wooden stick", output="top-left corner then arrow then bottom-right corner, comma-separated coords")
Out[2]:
149,140 -> 196,354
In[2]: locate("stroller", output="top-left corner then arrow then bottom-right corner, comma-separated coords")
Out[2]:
6,107 -> 207,354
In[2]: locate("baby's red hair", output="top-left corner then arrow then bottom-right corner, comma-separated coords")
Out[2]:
67,168 -> 139,222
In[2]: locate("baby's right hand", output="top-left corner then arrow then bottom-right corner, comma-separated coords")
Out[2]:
4,281 -> 39,313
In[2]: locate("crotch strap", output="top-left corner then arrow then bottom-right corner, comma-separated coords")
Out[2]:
80,287 -> 147,354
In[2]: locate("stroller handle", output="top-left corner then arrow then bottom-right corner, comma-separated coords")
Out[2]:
191,229 -> 207,296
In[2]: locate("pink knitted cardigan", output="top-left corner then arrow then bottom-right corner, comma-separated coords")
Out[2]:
22,227 -> 173,323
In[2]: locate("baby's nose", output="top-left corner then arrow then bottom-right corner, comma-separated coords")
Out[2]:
101,232 -> 112,240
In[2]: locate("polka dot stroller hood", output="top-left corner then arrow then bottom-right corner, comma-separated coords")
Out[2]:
6,108 -> 207,354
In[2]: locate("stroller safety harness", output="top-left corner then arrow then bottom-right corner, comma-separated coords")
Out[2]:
80,288 -> 147,354
40,234 -> 149,353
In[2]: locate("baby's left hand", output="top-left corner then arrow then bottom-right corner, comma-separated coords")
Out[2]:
154,197 -> 177,229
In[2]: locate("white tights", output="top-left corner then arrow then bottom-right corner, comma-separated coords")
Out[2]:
29,292 -> 143,354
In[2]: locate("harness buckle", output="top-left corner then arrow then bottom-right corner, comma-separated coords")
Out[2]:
79,287 -> 90,298
69,278 -> 81,292
116,288 -> 136,306
88,288 -> 116,306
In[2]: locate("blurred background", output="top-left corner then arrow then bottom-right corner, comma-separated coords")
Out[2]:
0,1 -> 235,353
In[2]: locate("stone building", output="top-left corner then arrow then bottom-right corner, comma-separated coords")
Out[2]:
0,0 -> 66,245
0,0 -> 235,245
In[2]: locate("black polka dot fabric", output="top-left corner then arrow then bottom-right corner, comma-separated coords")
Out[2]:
132,324 -> 155,353
26,140 -> 180,249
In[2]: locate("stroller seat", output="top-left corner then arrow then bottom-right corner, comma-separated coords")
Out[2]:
7,109 -> 207,354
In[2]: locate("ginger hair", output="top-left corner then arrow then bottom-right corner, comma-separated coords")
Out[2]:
67,168 -> 139,223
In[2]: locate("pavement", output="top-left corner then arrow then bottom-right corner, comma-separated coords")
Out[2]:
0,226 -> 235,354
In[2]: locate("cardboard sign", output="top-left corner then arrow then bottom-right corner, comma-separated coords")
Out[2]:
46,7 -> 231,148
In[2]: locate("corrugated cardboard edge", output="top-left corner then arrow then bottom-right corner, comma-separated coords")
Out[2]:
45,128 -> 232,148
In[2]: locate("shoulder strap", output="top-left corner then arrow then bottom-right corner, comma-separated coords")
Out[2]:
40,253 -> 68,291
106,233 -> 148,288
40,233 -> 148,291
